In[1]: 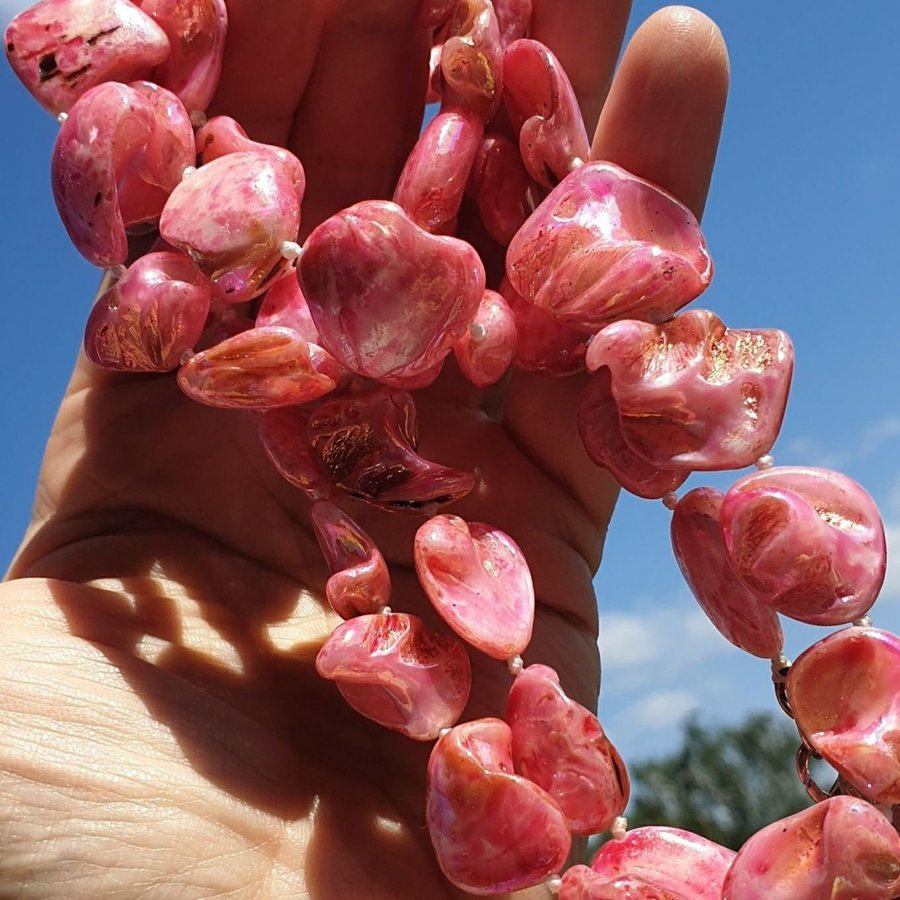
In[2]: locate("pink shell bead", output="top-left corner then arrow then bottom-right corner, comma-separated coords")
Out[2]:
586,311 -> 793,471
507,161 -> 712,331
720,466 -> 887,625
160,150 -> 303,304
255,272 -> 321,345
721,796 -> 900,899
138,0 -> 227,112
258,406 -> 333,500
453,289 -> 517,387
177,326 -> 338,409
426,719 -> 571,895
299,200 -> 485,386
414,514 -> 534,659
590,827 -> 736,899
502,39 -> 590,188
315,613 -> 471,741
393,107 -> 483,235
671,487 -> 784,658
4,0 -> 170,116
559,865 -> 686,899
506,664 -> 629,834
84,251 -> 210,372
493,0 -> 532,46
306,385 -> 475,510
310,500 -> 391,619
786,627 -> 900,806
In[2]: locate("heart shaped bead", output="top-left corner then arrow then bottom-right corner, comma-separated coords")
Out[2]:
590,827 -> 736,899
587,311 -> 793,471
316,613 -> 471,740
506,664 -> 629,834
414,515 -> 534,659
453,289 -> 517,387
178,326 -> 338,409
721,796 -> 900,899
300,200 -> 484,386
258,406 -> 333,500
84,252 -> 210,372
720,467 -> 886,625
507,161 -> 712,331
161,150 -> 303,304
671,487 -> 783,658
426,719 -> 571,894
310,500 -> 391,619
786,627 -> 900,805
5,0 -> 170,115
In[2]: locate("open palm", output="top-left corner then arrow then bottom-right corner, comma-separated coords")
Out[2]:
0,2 -> 728,896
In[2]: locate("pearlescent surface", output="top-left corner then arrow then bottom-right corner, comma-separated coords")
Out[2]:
259,406 -> 333,500
559,866 -> 665,899
255,272 -> 322,345
453,289 -> 517,387
493,0 -> 532,46
426,718 -> 571,894
722,796 -> 900,899
506,664 -> 629,834
507,161 -> 712,330
671,487 -> 784,658
315,613 -> 471,740
720,466 -> 886,625
787,627 -> 900,806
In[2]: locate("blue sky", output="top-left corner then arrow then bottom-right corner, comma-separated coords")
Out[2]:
1,0 -> 899,766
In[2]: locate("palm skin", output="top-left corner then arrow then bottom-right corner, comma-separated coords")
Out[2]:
0,2 -> 728,897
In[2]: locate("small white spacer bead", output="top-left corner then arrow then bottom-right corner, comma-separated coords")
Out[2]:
439,727 -> 452,739
189,109 -> 208,129
853,615 -> 873,628
770,653 -> 791,675
507,655 -> 525,676
611,816 -> 628,840
755,454 -> 775,470
468,321 -> 487,342
181,166 -> 197,180
570,156 -> 585,169
180,349 -> 195,366
661,491 -> 679,510
377,606 -> 392,616
57,111 -> 68,124
280,240 -> 303,261
545,874 -> 563,895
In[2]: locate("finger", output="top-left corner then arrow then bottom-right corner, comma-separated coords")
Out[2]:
530,0 -> 633,132
591,5 -> 730,218
287,1 -> 431,231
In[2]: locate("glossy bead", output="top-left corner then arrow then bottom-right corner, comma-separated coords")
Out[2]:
722,796 -> 900,899
786,627 -> 900,805
255,273 -> 322,345
84,252 -> 210,372
559,865 -> 662,899
299,200 -> 484,386
414,515 -> 534,659
311,500 -> 391,619
259,406 -> 333,500
671,488 -> 784,658
5,0 -> 169,116
316,613 -> 471,740
427,719 -> 571,894
453,289 -> 517,387
586,311 -> 793,471
506,664 -> 629,834
493,0 -> 532,46
507,161 -> 712,331
720,467 -> 887,625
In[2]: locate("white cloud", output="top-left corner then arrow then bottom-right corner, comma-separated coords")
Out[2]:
628,689 -> 700,732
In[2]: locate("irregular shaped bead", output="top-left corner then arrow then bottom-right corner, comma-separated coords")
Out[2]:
578,369 -> 689,499
671,488 -> 784,658
138,0 -> 227,112
4,0 -> 169,116
315,613 -> 471,740
503,39 -> 589,187
502,277 -> 587,375
307,385 -> 474,510
427,719 -> 571,894
559,866 -> 666,899
786,627 -> 900,806
84,251 -> 210,372
300,200 -> 484,386
259,406 -> 333,500
453,289 -> 517,387
414,515 -> 533,658
587,311 -> 793,471
256,272 -> 321,345
310,500 -> 391,619
393,107 -> 483,234
439,0 -> 503,123
590,827 -> 735,899
722,796 -> 900,899
507,161 -> 712,331
178,326 -> 338,409
720,467 -> 886,624
467,134 -> 543,246
52,81 -> 193,266
494,0 -> 532,46
160,150 -> 303,304
506,664 -> 629,834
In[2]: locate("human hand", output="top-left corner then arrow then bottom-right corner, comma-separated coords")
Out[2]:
0,2 -> 727,896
